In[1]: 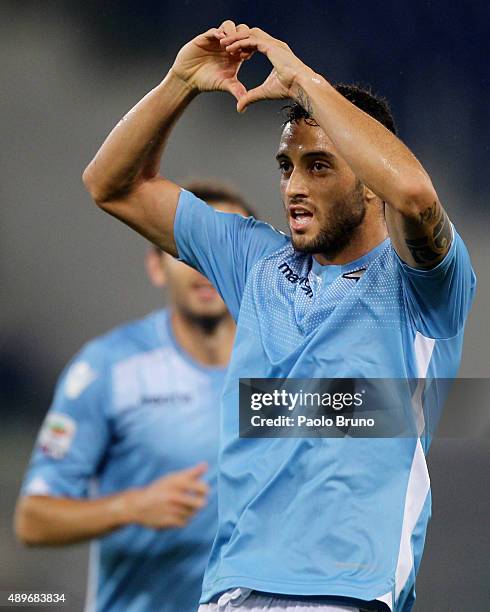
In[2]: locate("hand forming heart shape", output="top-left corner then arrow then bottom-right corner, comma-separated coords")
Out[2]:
171,21 -> 310,113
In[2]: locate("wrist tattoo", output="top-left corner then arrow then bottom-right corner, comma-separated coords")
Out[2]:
295,86 -> 314,118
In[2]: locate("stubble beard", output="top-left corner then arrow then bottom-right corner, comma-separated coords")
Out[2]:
291,180 -> 366,260
179,304 -> 229,335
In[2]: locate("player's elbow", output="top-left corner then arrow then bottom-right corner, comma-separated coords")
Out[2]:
82,165 -> 111,208
14,497 -> 52,547
394,176 -> 439,218
82,164 -> 127,211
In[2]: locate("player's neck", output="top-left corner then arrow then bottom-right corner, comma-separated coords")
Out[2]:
170,309 -> 235,368
313,217 -> 388,266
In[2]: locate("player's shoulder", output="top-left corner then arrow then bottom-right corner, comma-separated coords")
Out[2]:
183,187 -> 288,244
245,214 -> 289,245
75,309 -> 168,370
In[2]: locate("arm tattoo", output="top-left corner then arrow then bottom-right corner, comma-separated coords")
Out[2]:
295,86 -> 314,118
404,201 -> 452,266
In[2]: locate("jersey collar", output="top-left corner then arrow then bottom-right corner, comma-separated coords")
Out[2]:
310,238 -> 389,282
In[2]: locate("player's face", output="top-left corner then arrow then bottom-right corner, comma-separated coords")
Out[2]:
277,120 -> 366,258
150,201 -> 248,322
163,256 -> 226,320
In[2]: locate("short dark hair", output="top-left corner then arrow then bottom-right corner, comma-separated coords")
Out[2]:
283,83 -> 397,136
182,178 -> 256,218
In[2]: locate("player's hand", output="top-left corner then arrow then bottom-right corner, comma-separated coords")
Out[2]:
126,463 -> 209,529
219,27 -> 311,113
170,21 -> 253,101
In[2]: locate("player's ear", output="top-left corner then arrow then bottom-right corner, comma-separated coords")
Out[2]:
145,247 -> 167,288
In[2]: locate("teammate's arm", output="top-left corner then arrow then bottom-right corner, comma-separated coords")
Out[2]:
82,21 -> 249,255
15,464 -> 208,546
222,28 -> 451,269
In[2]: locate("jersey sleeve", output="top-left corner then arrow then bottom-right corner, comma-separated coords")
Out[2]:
174,189 -> 288,319
21,341 -> 112,499
396,226 -> 477,339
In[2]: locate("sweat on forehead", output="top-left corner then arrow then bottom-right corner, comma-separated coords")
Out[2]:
278,120 -> 335,154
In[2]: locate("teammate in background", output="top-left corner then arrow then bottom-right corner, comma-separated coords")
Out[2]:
15,180 -> 254,612
81,21 -> 476,612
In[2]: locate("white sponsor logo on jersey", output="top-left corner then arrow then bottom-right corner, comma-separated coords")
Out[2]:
38,412 -> 76,459
65,361 -> 97,399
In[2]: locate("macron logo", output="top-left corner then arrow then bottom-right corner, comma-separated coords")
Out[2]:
278,262 -> 313,298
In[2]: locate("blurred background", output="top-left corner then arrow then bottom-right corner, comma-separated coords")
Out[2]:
1,1 -> 488,610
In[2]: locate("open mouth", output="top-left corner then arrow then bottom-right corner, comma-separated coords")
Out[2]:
289,206 -> 314,232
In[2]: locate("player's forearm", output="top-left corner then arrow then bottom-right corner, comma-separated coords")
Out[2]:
293,71 -> 437,214
82,70 -> 197,204
14,492 -> 136,546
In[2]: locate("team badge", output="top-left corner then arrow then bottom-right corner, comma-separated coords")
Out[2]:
64,361 -> 97,399
38,412 -> 76,459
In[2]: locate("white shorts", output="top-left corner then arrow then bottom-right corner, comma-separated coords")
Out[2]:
198,588 -> 361,612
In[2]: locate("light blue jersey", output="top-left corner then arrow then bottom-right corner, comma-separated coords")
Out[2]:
174,190 -> 476,611
22,309 -> 226,612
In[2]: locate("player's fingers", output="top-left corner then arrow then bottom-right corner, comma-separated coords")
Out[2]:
172,471 -> 209,495
169,494 -> 198,510
240,50 -> 255,61
220,29 -> 251,48
173,492 -> 208,511
236,23 -> 250,33
225,37 -> 268,56
237,85 -> 267,114
165,493 -> 208,517
202,27 -> 225,41
250,26 -> 273,39
249,27 -> 279,48
181,477 -> 210,496
219,20 -> 236,37
222,77 -> 247,102
178,462 -> 208,479
189,481 -> 210,497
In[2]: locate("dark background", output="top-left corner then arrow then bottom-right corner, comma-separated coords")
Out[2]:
1,1 -> 488,610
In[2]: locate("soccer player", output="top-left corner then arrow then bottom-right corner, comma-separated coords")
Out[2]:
15,180 -> 254,612
81,21 -> 476,612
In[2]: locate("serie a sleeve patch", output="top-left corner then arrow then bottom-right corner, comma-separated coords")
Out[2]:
37,412 -> 77,460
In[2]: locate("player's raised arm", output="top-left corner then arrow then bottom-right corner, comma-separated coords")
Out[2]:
222,27 -> 451,269
82,21 -> 250,256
